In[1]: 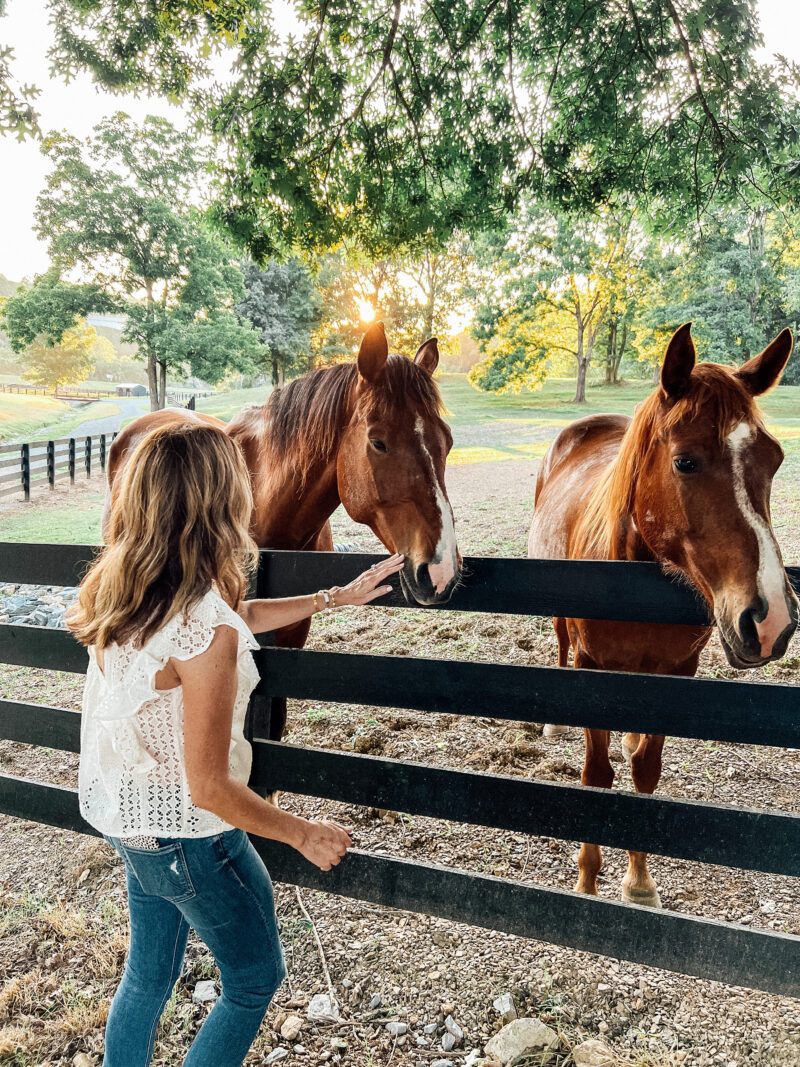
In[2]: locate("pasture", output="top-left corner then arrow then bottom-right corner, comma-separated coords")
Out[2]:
1,374 -> 799,1066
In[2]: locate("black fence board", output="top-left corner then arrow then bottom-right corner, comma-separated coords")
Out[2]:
0,625 -> 796,747
0,700 -> 80,751
2,543 -> 799,626
1,775 -> 795,997
250,741 -> 800,876
255,647 -> 800,748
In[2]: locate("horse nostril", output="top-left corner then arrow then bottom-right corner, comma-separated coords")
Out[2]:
737,605 -> 760,653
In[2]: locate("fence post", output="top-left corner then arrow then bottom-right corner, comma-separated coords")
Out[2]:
84,436 -> 92,478
99,434 -> 106,470
47,440 -> 55,490
68,439 -> 75,484
20,443 -> 30,502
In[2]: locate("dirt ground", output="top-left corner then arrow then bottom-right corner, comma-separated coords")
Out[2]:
1,457 -> 799,1067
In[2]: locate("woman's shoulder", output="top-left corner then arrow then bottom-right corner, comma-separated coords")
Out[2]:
154,588 -> 258,662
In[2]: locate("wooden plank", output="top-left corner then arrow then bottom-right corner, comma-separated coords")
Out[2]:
255,647 -> 800,748
0,543 -> 98,586
0,626 -> 88,673
0,775 -> 795,997
1,545 -> 799,625
0,700 -> 80,751
250,741 -> 800,876
0,469 -> 21,486
0,625 -> 797,748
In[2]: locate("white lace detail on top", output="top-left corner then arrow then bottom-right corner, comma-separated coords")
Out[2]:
78,590 -> 260,838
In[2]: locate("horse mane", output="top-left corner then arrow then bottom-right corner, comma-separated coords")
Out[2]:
235,355 -> 444,483
572,363 -> 760,560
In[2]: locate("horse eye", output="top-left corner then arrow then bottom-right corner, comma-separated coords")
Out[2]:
370,439 -> 388,454
673,456 -> 698,474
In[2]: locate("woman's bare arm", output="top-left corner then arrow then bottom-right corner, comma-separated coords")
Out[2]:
176,626 -> 351,870
238,553 -> 404,633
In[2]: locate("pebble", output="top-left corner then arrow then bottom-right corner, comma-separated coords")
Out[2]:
572,1039 -> 617,1066
484,1018 -> 559,1064
264,1049 -> 288,1064
279,1014 -> 303,1041
431,1061 -> 452,1067
442,1032 -> 456,1051
492,993 -> 517,1023
369,993 -> 383,1009
307,993 -> 340,1023
386,1021 -> 408,1036
192,980 -> 218,1004
445,1015 -> 464,1042
72,1056 -> 93,1067
423,1023 -> 439,1035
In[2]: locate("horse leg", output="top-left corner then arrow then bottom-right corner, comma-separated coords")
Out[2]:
621,733 -> 665,908
543,617 -> 571,738
621,731 -> 640,766
575,726 -> 614,895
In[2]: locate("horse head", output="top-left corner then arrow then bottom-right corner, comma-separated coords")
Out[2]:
633,323 -> 798,668
337,322 -> 461,606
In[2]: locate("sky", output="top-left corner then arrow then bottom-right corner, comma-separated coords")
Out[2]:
0,0 -> 799,283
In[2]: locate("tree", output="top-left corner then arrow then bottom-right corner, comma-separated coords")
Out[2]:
236,259 -> 321,385
21,319 -> 113,391
29,115 -> 260,409
0,0 -> 39,138
49,1 -> 800,257
470,207 -> 640,401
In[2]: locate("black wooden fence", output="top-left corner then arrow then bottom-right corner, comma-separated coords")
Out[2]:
1,544 -> 798,997
0,433 -> 116,501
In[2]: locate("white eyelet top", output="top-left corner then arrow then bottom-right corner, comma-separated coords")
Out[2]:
78,589 -> 260,839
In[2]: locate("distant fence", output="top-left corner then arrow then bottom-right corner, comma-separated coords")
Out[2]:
0,433 -> 116,501
1,545 -> 799,997
1,383 -> 212,402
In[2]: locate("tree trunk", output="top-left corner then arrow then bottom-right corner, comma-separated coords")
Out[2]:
278,365 -> 285,386
271,358 -> 279,387
159,361 -> 167,409
604,321 -> 617,383
652,362 -> 661,384
574,358 -> 589,402
146,354 -> 159,412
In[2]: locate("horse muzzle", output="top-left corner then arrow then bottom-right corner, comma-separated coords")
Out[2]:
399,557 -> 461,606
717,592 -> 799,669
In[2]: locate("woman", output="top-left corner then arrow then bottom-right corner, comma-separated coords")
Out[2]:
67,422 -> 404,1067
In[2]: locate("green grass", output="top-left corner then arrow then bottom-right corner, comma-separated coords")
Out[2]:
0,396 -> 122,443
195,383 -> 273,422
0,496 -> 104,543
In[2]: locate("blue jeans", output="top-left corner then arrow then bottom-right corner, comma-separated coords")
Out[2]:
104,828 -> 286,1067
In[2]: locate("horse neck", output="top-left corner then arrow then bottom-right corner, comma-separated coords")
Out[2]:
250,450 -> 342,550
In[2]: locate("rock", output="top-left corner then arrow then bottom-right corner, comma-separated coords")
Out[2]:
431,1061 -> 452,1067
72,1056 -> 93,1067
280,1014 -> 304,1041
342,978 -> 353,988
445,1015 -> 464,1043
330,1037 -> 348,1051
293,1045 -> 306,1054
442,1032 -> 456,1051
484,1018 -> 559,1064
492,993 -> 518,1024
386,1021 -> 408,1036
423,1023 -> 439,1034
572,1040 -> 617,1066
369,993 -> 383,1009
307,993 -> 340,1023
192,980 -> 218,1004
264,1049 -> 288,1065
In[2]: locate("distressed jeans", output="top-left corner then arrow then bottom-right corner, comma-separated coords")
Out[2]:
103,828 -> 286,1067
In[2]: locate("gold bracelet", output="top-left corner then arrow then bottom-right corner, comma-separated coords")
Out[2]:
312,592 -> 319,613
329,588 -> 337,609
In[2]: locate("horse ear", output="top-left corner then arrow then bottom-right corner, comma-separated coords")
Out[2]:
414,337 -> 439,375
661,322 -> 696,400
735,328 -> 793,396
357,321 -> 389,383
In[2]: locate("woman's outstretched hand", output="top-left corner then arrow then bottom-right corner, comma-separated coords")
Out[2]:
333,553 -> 405,607
297,818 -> 353,870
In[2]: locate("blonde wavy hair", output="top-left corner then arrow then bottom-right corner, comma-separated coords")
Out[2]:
68,423 -> 258,649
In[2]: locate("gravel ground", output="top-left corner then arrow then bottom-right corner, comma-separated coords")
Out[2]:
1,457 -> 799,1067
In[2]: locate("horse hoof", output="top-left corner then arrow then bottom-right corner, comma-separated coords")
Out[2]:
543,723 -> 570,738
621,884 -> 662,909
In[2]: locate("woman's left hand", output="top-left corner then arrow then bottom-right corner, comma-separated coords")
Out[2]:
332,553 -> 405,607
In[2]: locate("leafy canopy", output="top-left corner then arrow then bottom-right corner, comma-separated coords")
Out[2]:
48,1 -> 800,257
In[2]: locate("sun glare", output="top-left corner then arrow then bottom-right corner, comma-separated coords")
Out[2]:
357,298 -> 376,322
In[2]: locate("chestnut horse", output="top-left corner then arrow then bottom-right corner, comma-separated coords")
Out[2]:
528,323 -> 798,907
107,321 -> 460,738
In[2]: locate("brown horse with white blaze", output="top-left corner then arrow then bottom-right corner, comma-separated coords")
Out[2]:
107,321 -> 460,738
528,323 -> 798,907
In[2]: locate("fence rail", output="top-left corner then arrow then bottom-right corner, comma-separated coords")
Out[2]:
0,433 -> 115,500
0,545 -> 798,997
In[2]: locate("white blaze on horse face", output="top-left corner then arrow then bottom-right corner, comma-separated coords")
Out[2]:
727,421 -> 791,658
415,416 -> 457,594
